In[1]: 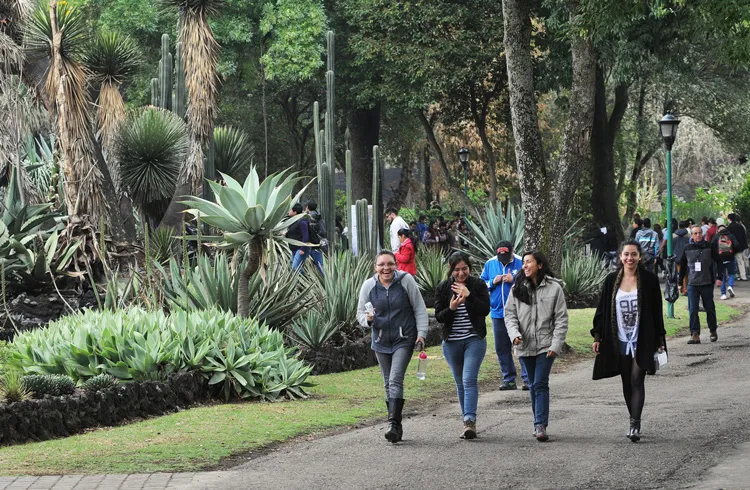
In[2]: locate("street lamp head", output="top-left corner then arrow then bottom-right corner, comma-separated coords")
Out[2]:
458,147 -> 470,170
658,112 -> 680,150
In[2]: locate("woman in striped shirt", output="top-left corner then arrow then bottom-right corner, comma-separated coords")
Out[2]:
435,251 -> 491,439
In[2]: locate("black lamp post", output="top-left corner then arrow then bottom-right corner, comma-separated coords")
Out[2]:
658,112 -> 680,319
458,148 -> 469,202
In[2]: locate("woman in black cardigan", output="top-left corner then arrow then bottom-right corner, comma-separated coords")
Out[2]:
435,251 -> 491,439
592,239 -> 667,442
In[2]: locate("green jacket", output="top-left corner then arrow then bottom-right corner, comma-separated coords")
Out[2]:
504,277 -> 569,357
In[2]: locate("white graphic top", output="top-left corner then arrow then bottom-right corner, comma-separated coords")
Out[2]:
616,288 -> 639,357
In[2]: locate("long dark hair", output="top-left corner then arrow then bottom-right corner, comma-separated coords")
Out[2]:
446,251 -> 471,280
616,239 -> 643,270
397,227 -> 418,252
512,250 -> 554,305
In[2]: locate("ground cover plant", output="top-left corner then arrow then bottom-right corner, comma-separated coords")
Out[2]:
8,307 -> 312,401
0,298 -> 737,475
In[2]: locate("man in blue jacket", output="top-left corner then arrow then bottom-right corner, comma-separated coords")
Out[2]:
480,240 -> 529,390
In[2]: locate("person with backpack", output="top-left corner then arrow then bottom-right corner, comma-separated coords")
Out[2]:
635,218 -> 659,273
727,213 -> 748,281
394,228 -> 417,275
304,201 -> 326,275
713,225 -> 737,300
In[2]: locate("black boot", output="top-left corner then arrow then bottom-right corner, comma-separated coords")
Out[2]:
385,398 -> 404,443
629,418 -> 641,442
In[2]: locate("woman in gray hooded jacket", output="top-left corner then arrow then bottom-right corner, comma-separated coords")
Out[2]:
505,250 -> 568,442
357,250 -> 428,443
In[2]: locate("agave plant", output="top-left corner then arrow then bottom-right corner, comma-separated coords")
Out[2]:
560,246 -> 609,304
416,247 -> 449,299
84,31 -> 141,192
290,310 -> 342,350
214,126 -> 254,182
117,108 -> 188,227
462,202 -> 525,265
182,167 -> 311,317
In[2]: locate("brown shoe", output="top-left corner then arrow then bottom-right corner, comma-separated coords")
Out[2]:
687,333 -> 701,344
460,420 -> 477,440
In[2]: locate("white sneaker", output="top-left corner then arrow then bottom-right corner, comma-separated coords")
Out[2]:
720,294 -> 728,300
728,286 -> 735,298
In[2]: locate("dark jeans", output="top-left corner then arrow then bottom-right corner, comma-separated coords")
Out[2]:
687,284 -> 717,334
518,353 -> 556,427
492,318 -> 528,385
719,260 -> 735,295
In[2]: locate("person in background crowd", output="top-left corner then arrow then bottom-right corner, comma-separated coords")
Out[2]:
653,223 -> 665,276
705,218 -> 719,243
357,251 -> 428,443
680,226 -> 719,344
447,220 -> 462,250
416,215 -> 429,242
394,228 -> 417,276
700,217 -> 710,237
385,208 -> 410,252
635,218 -> 659,273
714,225 -> 737,300
287,203 -> 322,274
424,220 -> 447,252
591,239 -> 667,442
504,251 -> 569,442
305,201 -> 327,270
459,222 -> 471,248
674,220 -> 691,294
480,241 -> 529,391
629,213 -> 643,240
435,251 -> 491,439
727,213 -> 748,281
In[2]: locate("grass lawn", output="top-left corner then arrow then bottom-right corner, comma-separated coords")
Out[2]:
0,297 -> 740,476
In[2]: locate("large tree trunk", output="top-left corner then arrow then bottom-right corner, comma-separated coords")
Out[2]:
503,0 -> 596,270
624,80 -> 659,220
349,105 -> 380,201
423,145 -> 432,207
416,110 -> 478,217
591,64 -> 628,244
470,86 -> 498,204
387,146 -> 415,210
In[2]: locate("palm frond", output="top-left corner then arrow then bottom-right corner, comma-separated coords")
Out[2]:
214,126 -> 253,182
83,31 -> 140,85
25,0 -> 87,62
161,0 -> 222,15
117,108 -> 188,210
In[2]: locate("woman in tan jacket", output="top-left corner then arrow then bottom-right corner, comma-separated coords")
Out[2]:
505,251 -> 568,442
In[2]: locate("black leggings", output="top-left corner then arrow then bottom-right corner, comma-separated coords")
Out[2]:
619,355 -> 646,421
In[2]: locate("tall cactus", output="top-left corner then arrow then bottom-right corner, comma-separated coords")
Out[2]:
371,145 -> 381,252
346,149 -> 353,251
356,199 -> 371,256
150,78 -> 159,106
159,34 -> 173,111
173,42 -> 186,118
325,31 -> 336,245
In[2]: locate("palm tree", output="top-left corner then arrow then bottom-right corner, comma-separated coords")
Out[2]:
83,31 -> 140,194
181,168 -> 311,318
116,108 -> 188,227
26,0 -> 108,226
160,0 -> 220,228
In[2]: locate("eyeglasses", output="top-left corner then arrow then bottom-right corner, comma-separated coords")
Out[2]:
376,262 -> 396,268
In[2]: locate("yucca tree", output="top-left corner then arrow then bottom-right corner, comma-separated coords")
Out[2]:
116,108 -> 188,227
181,167 -> 311,318
83,31 -> 140,193
161,0 -> 220,228
214,126 -> 253,182
25,1 -> 109,228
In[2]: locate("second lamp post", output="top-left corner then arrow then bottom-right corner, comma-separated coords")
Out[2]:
658,112 -> 680,319
458,148 -> 469,201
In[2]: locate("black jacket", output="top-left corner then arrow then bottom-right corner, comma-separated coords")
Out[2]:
679,240 -> 718,285
591,269 -> 667,379
727,222 -> 748,252
435,275 -> 491,340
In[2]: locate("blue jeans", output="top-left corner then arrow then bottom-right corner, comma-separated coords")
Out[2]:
687,284 -> 717,334
291,248 -> 324,275
442,336 -> 486,422
719,260 -> 735,294
518,353 -> 556,427
492,318 -> 529,385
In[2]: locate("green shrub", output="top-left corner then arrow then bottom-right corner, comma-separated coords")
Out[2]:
734,178 -> 750,222
560,247 -> 609,303
82,374 -> 119,393
22,374 -> 75,398
290,310 -> 342,350
10,308 -> 312,402
0,370 -> 31,404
